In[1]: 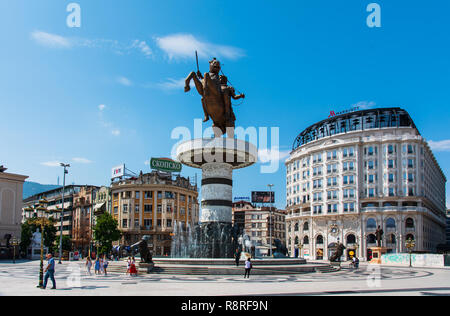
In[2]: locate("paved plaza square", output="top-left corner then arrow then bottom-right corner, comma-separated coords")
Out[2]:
0,260 -> 449,296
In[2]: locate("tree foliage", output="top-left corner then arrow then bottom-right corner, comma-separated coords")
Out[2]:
20,218 -> 58,254
93,212 -> 121,255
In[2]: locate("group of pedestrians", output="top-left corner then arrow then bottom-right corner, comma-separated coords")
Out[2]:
85,255 -> 109,276
126,257 -> 138,276
350,256 -> 360,269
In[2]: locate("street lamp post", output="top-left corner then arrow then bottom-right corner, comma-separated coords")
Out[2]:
58,163 -> 70,264
11,237 -> 20,264
405,237 -> 415,268
267,184 -> 274,257
25,198 -> 52,288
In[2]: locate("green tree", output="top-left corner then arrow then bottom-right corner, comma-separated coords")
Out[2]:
93,212 -> 121,255
60,235 -> 72,252
20,218 -> 58,255
20,222 -> 32,254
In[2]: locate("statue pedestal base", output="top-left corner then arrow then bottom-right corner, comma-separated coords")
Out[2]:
176,138 -> 257,258
27,246 -> 48,260
369,247 -> 387,264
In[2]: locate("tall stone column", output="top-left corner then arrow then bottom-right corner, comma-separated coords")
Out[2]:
176,138 -> 257,258
200,163 -> 233,223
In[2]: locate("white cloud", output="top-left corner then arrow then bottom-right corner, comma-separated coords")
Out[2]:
156,78 -> 186,90
258,148 -> 291,164
428,140 -> 450,152
31,30 -> 152,58
117,76 -> 133,86
31,31 -> 72,48
111,129 -> 121,136
40,161 -> 62,167
131,40 -> 152,58
72,157 -> 93,164
155,33 -> 245,60
98,104 -> 106,111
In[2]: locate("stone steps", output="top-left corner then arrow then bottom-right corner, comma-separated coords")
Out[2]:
151,266 -> 209,275
315,265 -> 341,273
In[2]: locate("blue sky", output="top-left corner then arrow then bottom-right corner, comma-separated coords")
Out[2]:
1,0 -> 449,208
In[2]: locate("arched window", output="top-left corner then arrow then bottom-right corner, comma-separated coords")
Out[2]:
294,223 -> 299,232
405,218 -> 414,228
406,234 -> 414,241
303,236 -> 309,245
346,234 -> 356,244
303,222 -> 309,231
316,235 -> 324,245
367,218 -> 377,229
387,234 -> 396,244
367,234 -> 376,244
386,218 -> 396,228
295,236 -> 299,245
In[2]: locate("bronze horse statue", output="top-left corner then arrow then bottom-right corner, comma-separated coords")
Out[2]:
184,57 -> 244,137
330,243 -> 346,262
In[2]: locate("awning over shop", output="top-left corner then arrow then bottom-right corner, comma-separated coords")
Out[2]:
94,202 -> 106,214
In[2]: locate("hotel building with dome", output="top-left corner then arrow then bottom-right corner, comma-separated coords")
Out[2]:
285,107 -> 446,260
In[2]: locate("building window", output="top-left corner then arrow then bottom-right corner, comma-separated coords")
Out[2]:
144,204 -> 152,213
343,203 -> 355,212
144,219 -> 152,229
327,204 -> 338,213
144,191 -> 152,199
405,218 -> 415,228
135,191 -> 140,199
313,205 -> 322,214
122,219 -> 128,228
343,147 -> 354,157
303,222 -> 309,231
367,234 -> 376,244
386,218 -> 396,228
346,234 -> 356,244
366,218 -> 377,229
316,235 -> 324,245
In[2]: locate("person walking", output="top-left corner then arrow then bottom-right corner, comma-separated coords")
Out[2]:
85,257 -> 92,275
234,249 -> 241,267
354,256 -> 360,269
42,253 -> 56,289
94,257 -> 100,275
126,257 -> 131,276
99,257 -> 104,275
129,257 -> 137,277
103,255 -> 109,276
244,257 -> 252,279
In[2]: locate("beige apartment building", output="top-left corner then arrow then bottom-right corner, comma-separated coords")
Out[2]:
0,167 -> 28,247
111,171 -> 199,256
232,201 -> 286,256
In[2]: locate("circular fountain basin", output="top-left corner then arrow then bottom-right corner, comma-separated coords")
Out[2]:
149,257 -> 329,275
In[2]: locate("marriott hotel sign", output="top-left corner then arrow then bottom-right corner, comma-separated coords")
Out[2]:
328,106 -> 360,118
150,158 -> 182,173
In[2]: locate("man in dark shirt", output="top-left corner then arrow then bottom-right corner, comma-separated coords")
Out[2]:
42,253 -> 56,289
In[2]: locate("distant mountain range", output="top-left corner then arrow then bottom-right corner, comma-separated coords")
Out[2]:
23,181 -> 60,199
